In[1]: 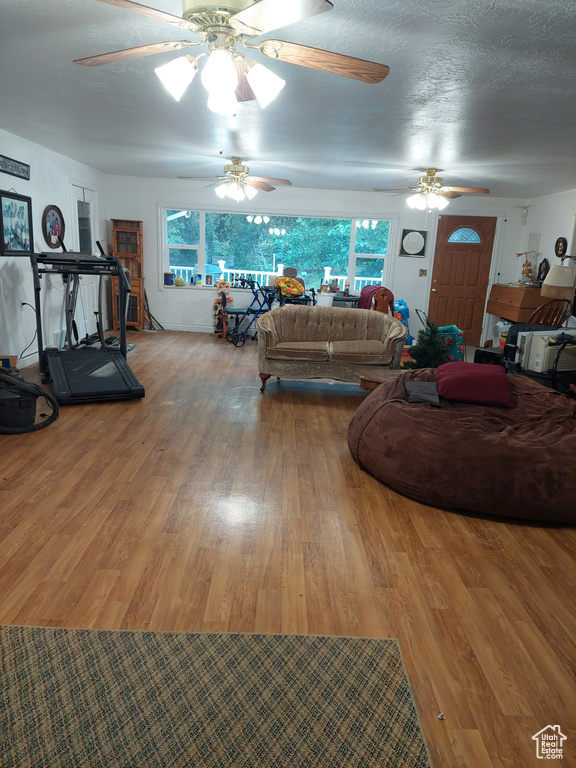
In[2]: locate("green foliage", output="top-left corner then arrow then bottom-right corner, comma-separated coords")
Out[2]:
166,210 -> 390,288
403,322 -> 451,369
167,210 -> 199,245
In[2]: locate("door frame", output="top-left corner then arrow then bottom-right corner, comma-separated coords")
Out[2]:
422,212 -> 506,345
69,180 -> 98,254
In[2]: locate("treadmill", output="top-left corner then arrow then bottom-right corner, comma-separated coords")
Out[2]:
30,246 -> 145,405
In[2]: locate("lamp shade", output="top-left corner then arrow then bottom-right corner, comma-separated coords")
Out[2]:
541,264 -> 576,300
246,62 -> 285,108
155,56 -> 197,101
207,88 -> 238,116
201,49 -> 238,94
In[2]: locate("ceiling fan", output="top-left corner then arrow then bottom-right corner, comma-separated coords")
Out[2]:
179,156 -> 292,200
74,0 -> 390,114
374,169 -> 490,210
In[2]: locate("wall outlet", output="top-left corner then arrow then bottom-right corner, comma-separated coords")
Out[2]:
20,301 -> 26,311
419,269 -> 427,277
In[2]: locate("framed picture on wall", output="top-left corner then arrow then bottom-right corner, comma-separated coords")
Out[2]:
42,204 -> 65,248
399,228 -> 427,257
0,190 -> 33,256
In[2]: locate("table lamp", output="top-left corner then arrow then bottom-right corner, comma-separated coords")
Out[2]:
541,237 -> 575,300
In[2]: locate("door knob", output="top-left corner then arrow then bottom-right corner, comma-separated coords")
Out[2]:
431,288 -> 438,293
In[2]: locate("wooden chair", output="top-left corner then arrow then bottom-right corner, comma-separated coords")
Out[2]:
357,285 -> 395,313
528,299 -> 572,327
371,287 -> 395,315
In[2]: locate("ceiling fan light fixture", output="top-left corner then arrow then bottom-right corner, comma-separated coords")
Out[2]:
230,183 -> 246,202
406,190 -> 450,211
427,192 -> 450,210
201,49 -> 238,94
245,62 -> 286,109
154,55 -> 197,102
215,179 -> 257,203
207,88 -> 238,116
407,193 -> 427,211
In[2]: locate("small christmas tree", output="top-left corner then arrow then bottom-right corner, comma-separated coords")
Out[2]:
403,321 -> 451,369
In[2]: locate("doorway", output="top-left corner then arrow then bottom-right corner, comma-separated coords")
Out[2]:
427,215 -> 497,347
70,183 -> 97,254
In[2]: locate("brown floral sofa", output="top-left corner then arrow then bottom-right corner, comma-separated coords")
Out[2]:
257,305 -> 407,392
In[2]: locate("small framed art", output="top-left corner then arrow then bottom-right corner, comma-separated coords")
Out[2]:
0,154 -> 30,181
399,228 -> 427,257
0,190 -> 33,256
42,205 -> 65,248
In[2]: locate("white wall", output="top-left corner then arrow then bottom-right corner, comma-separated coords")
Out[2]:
523,190 -> 576,262
2,127 -> 575,366
0,130 -> 107,367
103,174 -> 532,338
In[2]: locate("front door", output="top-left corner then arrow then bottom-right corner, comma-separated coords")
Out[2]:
428,215 -> 497,347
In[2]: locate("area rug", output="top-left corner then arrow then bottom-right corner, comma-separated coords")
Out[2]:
0,626 -> 431,768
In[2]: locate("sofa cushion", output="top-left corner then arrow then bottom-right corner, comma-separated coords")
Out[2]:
266,341 -> 330,361
329,339 -> 392,365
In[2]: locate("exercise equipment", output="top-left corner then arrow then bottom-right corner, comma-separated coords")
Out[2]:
225,280 -> 276,347
30,243 -> 145,405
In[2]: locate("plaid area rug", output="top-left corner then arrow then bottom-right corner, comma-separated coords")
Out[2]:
0,626 -> 431,768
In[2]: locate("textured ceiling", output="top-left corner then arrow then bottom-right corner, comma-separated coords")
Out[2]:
1,0 -> 575,198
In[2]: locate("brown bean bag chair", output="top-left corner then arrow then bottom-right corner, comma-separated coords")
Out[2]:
347,368 -> 576,523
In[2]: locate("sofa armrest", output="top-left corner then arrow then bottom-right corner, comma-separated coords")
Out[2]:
375,315 -> 407,368
390,337 -> 404,368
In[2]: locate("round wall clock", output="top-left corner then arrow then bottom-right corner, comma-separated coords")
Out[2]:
42,205 -> 65,249
399,228 -> 427,257
554,237 -> 567,258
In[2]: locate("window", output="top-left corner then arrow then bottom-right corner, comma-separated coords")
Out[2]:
351,219 -> 389,290
166,209 -> 200,277
448,227 -> 481,243
163,208 -> 392,291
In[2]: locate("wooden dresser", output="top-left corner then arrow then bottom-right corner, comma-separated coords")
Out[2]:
486,283 -> 543,323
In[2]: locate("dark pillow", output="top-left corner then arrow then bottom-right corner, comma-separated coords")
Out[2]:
404,381 -> 440,407
436,361 -> 514,407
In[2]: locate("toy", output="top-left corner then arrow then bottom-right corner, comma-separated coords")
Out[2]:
214,279 -> 233,337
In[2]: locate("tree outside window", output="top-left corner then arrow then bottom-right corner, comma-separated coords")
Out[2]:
165,209 -> 390,291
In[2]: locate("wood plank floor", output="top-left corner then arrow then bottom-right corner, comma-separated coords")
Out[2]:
1,330 -> 574,766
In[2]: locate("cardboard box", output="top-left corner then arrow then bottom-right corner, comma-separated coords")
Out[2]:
0,356 -> 18,369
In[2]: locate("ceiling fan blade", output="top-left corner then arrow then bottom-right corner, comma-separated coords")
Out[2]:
259,40 -> 389,83
248,180 -> 276,192
438,190 -> 461,199
446,186 -> 490,194
74,41 -> 193,66
251,176 -> 292,186
231,0 -> 332,36
94,0 -> 202,33
234,60 -> 257,102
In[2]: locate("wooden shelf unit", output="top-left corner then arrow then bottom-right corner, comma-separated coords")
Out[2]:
486,283 -> 543,323
110,219 -> 144,332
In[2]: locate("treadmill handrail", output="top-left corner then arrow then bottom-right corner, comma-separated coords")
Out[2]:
30,251 -> 131,376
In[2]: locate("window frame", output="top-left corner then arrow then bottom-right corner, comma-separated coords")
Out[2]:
158,204 -> 393,291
